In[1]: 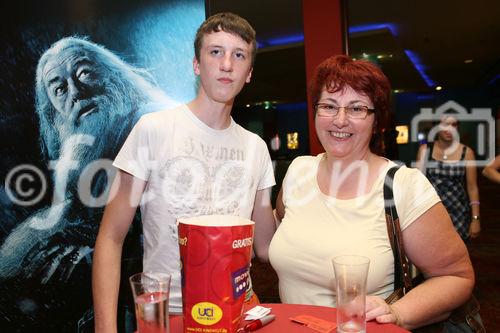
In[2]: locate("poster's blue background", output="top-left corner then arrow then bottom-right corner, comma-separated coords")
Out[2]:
0,0 -> 205,331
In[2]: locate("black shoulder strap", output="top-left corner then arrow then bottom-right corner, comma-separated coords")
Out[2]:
383,166 -> 400,220
427,142 -> 434,161
384,165 -> 412,293
460,145 -> 467,160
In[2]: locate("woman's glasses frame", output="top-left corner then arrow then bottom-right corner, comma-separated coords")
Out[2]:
314,103 -> 375,119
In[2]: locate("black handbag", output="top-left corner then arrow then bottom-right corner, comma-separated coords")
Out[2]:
383,166 -> 485,333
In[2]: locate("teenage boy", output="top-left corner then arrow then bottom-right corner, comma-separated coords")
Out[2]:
92,12 -> 276,332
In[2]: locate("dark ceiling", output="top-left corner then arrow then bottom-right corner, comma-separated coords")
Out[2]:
207,0 -> 500,106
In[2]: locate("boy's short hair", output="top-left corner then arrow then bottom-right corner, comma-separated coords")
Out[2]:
194,12 -> 257,65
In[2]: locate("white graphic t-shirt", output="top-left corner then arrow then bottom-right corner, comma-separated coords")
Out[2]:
113,104 -> 275,313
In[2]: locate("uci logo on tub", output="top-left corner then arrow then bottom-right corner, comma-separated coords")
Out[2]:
191,302 -> 223,325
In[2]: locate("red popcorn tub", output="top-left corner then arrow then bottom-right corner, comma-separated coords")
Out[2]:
177,215 -> 254,333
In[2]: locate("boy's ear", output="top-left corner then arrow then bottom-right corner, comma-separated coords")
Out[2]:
245,67 -> 253,83
193,57 -> 200,76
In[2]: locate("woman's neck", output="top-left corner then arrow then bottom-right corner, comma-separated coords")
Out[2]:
319,151 -> 386,199
323,149 -> 372,173
436,138 -> 453,150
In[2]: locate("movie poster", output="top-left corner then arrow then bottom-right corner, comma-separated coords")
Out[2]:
0,0 -> 205,331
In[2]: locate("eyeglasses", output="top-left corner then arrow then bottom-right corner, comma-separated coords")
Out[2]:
315,103 -> 375,119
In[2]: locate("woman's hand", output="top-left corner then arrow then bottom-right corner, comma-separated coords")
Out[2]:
365,296 -> 402,326
469,219 -> 481,239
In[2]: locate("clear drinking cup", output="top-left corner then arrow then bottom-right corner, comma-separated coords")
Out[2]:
129,272 -> 171,333
332,255 -> 370,333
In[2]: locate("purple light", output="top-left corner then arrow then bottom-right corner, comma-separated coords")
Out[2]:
404,50 -> 436,87
488,74 -> 500,85
258,23 -> 436,89
350,23 -> 435,89
348,23 -> 399,36
276,102 -> 307,111
416,94 -> 435,100
258,33 -> 304,48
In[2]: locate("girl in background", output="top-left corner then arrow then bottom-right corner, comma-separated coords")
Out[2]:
416,115 -> 481,241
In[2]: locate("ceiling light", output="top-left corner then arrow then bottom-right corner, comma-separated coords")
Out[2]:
435,86 -> 442,91
377,55 -> 384,59
464,59 -> 473,64
246,104 -> 250,108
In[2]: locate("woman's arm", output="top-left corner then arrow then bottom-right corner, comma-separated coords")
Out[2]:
275,187 -> 285,222
482,155 -> 500,184
392,203 -> 474,329
464,147 -> 480,238
415,144 -> 427,171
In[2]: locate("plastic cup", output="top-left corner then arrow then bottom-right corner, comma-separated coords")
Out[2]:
332,255 -> 370,333
129,272 -> 171,333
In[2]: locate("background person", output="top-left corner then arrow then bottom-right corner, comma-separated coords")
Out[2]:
92,12 -> 276,333
269,55 -> 474,330
416,115 -> 481,241
482,155 -> 500,184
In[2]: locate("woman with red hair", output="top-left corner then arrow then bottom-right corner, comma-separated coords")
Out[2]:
269,55 -> 474,330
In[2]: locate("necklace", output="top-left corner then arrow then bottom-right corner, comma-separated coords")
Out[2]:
437,142 -> 451,161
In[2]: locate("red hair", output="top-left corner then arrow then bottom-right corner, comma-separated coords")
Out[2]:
310,55 -> 392,152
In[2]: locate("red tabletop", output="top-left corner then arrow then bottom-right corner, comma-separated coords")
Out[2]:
169,303 -> 410,333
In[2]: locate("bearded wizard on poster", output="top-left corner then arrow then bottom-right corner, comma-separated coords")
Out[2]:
0,36 -> 175,331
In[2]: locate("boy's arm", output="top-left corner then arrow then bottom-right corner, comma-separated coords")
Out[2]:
92,170 -> 146,333
251,187 -> 276,262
